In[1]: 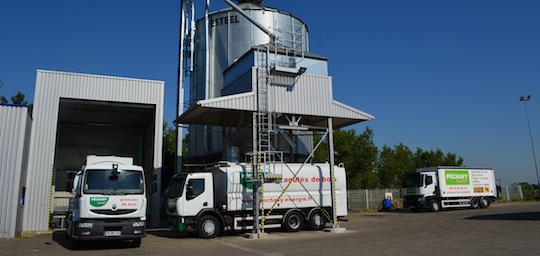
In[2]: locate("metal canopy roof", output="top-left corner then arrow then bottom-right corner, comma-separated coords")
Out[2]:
176,92 -> 374,129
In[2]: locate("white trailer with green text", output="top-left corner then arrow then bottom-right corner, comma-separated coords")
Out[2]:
166,162 -> 347,238
403,166 -> 497,212
66,155 -> 147,247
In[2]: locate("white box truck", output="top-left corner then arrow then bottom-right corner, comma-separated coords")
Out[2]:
166,162 -> 347,238
403,166 -> 497,212
66,155 -> 147,247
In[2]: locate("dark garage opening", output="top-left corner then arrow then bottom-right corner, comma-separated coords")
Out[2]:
52,98 -> 156,194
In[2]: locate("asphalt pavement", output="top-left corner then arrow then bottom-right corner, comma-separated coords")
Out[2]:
1,201 -> 539,256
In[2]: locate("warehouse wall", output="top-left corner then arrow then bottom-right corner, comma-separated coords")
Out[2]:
0,105 -> 32,238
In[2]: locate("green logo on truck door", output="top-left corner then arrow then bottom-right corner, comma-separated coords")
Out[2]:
445,170 -> 469,185
90,197 -> 109,207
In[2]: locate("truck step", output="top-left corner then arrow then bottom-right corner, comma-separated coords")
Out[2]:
441,199 -> 471,208
233,215 -> 283,230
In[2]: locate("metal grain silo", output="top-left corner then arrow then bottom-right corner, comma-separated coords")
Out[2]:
187,3 -> 309,158
190,3 -> 309,103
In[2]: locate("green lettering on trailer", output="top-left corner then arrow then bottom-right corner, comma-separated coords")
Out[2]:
445,170 -> 470,185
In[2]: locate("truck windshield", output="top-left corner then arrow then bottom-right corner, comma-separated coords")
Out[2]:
167,174 -> 186,198
403,173 -> 422,188
83,169 -> 144,195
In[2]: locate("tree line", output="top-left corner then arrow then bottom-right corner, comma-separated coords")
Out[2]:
312,127 -> 464,189
163,125 -> 464,190
0,91 -> 33,115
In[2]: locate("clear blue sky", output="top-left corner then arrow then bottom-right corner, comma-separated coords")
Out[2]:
1,1 -> 539,185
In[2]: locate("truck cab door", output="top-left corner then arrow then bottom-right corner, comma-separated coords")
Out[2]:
183,174 -> 213,216
422,174 -> 437,197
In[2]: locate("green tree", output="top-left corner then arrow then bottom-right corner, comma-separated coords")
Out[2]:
355,127 -> 380,189
312,126 -> 465,189
377,143 -> 415,188
316,127 -> 380,189
163,122 -> 176,171
162,122 -> 190,185
312,132 -> 328,162
1,91 -> 33,115
414,148 -> 463,168
10,91 -> 28,105
515,182 -> 537,200
332,129 -> 362,188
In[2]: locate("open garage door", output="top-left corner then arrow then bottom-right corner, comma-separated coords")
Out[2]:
53,98 -> 156,195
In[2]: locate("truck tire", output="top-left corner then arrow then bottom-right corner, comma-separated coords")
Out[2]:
308,210 -> 327,230
470,197 -> 480,209
480,197 -> 490,208
429,199 -> 440,212
284,212 -> 304,232
198,215 -> 220,239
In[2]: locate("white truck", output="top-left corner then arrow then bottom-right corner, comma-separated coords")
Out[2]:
66,155 -> 147,247
403,166 -> 497,212
166,162 -> 347,238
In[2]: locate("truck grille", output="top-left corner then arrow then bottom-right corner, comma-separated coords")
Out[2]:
91,209 -> 137,215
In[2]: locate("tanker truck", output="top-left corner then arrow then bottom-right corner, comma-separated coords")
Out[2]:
166,162 -> 347,238
66,155 -> 147,247
403,166 -> 497,212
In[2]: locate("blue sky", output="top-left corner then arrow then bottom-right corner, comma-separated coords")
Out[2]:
1,1 -> 539,185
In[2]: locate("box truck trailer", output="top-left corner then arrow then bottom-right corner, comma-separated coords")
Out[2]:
166,162 -> 347,238
66,155 -> 147,247
403,166 -> 497,212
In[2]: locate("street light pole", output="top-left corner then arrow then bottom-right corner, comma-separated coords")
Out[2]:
520,95 -> 540,185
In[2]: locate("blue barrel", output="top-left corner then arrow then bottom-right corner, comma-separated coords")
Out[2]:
383,198 -> 391,210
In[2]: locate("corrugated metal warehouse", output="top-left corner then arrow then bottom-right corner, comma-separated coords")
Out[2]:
21,70 -> 164,234
0,105 -> 32,238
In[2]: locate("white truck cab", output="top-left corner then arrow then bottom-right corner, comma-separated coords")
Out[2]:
66,155 -> 147,247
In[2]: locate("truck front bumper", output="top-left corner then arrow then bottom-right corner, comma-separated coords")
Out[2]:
403,196 -> 426,209
71,219 -> 146,240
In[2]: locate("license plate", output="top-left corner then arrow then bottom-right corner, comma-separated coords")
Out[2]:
104,231 -> 122,237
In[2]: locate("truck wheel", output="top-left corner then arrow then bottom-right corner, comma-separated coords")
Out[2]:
284,212 -> 304,232
480,197 -> 490,208
198,215 -> 220,239
308,210 -> 327,230
429,199 -> 440,212
470,197 -> 480,209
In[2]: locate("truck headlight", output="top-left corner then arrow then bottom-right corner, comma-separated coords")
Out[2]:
78,222 -> 93,228
132,221 -> 145,227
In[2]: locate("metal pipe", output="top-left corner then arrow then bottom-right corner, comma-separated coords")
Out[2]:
520,95 -> 540,185
223,0 -> 276,42
205,0 -> 210,99
176,0 -> 191,174
328,117 -> 338,228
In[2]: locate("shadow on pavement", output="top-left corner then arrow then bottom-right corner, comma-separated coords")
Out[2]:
52,230 -> 141,250
466,212 -> 540,221
147,228 -> 190,238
